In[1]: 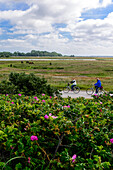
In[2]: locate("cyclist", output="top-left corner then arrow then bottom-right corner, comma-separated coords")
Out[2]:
70,79 -> 77,91
94,78 -> 101,93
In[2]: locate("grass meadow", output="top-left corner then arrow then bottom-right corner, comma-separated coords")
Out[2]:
0,57 -> 113,91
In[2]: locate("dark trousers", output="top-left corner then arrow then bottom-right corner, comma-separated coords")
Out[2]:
71,85 -> 76,90
95,86 -> 99,93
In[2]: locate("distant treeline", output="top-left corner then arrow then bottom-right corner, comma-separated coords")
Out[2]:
0,50 -> 62,58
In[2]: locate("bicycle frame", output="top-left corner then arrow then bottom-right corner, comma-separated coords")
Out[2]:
86,85 -> 105,95
63,84 -> 80,94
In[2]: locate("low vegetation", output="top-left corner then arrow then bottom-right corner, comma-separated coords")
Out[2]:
0,93 -> 113,169
1,58 -> 113,91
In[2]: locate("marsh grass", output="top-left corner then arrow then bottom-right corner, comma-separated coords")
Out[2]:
0,58 -> 113,91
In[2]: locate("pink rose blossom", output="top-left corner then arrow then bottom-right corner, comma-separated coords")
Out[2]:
50,96 -> 52,98
28,157 -> 31,164
18,94 -> 21,96
30,135 -> 38,141
44,115 -> 49,119
6,94 -> 8,96
42,93 -> 45,96
34,96 -> 38,99
63,105 -> 70,108
72,154 -> 77,162
42,100 -> 45,102
11,102 -> 14,104
110,138 -> 113,143
72,159 -> 75,163
72,154 -> 77,159
94,94 -> 97,96
49,113 -> 58,119
51,116 -> 58,119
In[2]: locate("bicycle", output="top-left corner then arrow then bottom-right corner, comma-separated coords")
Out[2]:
86,85 -> 106,95
63,83 -> 80,94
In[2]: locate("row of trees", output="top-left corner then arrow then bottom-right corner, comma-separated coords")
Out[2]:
0,50 -> 62,58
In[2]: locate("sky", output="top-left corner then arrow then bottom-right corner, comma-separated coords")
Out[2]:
0,0 -> 113,56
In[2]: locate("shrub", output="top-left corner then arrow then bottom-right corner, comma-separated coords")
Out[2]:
0,93 -> 113,169
0,80 -> 19,94
0,72 -> 59,96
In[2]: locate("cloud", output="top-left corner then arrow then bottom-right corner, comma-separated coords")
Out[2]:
0,0 -> 113,55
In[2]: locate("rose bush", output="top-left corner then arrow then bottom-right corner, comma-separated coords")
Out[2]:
0,93 -> 113,169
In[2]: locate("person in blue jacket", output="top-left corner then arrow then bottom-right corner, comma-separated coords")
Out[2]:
94,78 -> 101,93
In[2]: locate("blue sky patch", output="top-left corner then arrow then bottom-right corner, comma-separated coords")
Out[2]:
0,20 -> 27,40
81,4 -> 113,20
0,33 -> 27,40
39,32 -> 50,36
52,23 -> 67,29
99,0 -> 103,3
0,2 -> 29,11
0,33 -> 11,40
59,31 -> 72,40
0,20 -> 14,34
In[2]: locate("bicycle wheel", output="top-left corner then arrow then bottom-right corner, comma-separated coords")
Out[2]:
63,87 -> 69,93
86,88 -> 94,95
73,86 -> 80,94
98,89 -> 105,95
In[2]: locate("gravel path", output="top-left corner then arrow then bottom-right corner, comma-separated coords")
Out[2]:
60,90 -> 93,99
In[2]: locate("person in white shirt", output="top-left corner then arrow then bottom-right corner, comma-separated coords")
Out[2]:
70,79 -> 76,90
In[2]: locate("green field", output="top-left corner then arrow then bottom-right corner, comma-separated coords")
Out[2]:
0,57 -> 113,91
